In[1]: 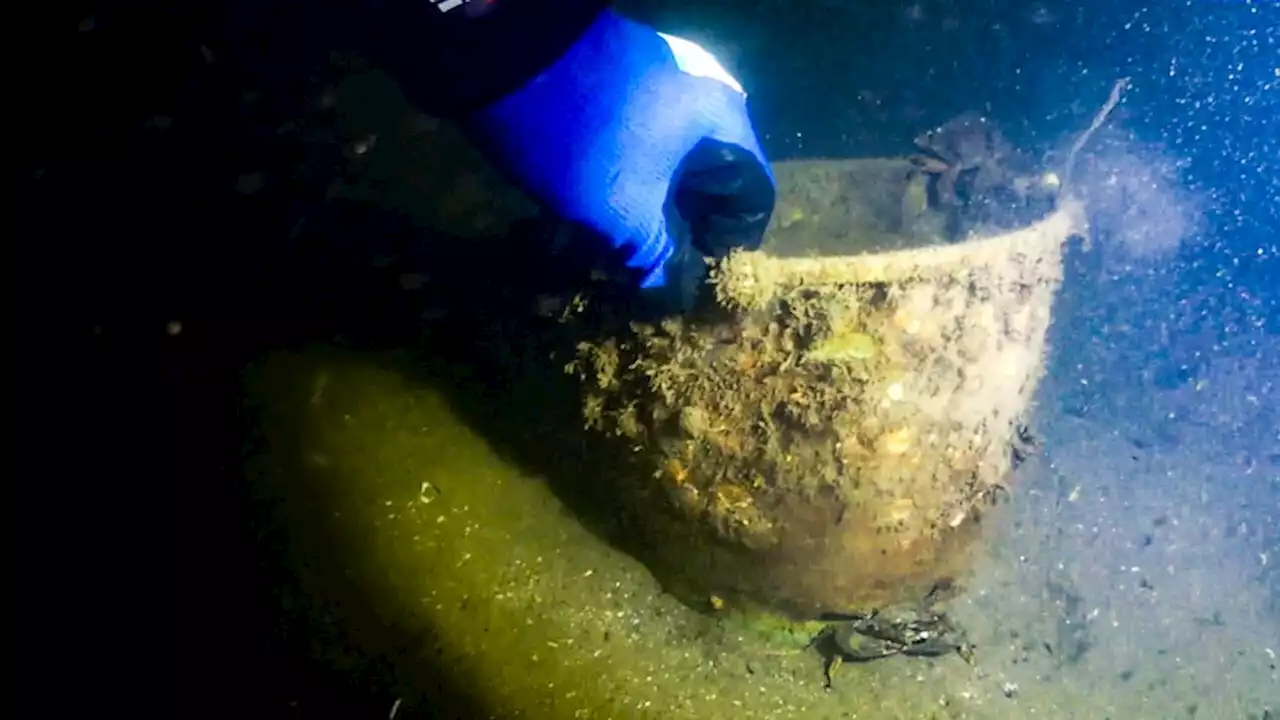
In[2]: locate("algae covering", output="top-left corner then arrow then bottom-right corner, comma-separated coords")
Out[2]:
570,158 -> 1086,618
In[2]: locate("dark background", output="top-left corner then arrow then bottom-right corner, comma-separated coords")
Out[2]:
16,0 -> 1275,716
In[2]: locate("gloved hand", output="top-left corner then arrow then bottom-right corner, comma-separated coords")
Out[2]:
463,10 -> 776,314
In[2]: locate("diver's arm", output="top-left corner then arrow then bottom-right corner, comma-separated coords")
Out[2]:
354,0 -> 609,116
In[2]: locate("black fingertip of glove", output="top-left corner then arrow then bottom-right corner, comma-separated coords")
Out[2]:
634,226 -> 708,320
512,213 -> 705,321
673,137 -> 776,259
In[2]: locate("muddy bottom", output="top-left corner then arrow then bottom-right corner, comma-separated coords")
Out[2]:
243,344 -> 1278,719
244,346 -> 990,719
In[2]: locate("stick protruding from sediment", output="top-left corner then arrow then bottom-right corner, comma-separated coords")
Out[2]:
1063,77 -> 1131,188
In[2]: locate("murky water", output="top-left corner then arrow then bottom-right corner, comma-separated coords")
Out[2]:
237,61 -> 1277,720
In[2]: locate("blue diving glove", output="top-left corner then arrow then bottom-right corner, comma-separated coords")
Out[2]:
463,10 -> 776,314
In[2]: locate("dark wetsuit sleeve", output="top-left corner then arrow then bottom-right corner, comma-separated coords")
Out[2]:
352,0 -> 609,116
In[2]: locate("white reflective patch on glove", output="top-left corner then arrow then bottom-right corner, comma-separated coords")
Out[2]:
656,33 -> 745,95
